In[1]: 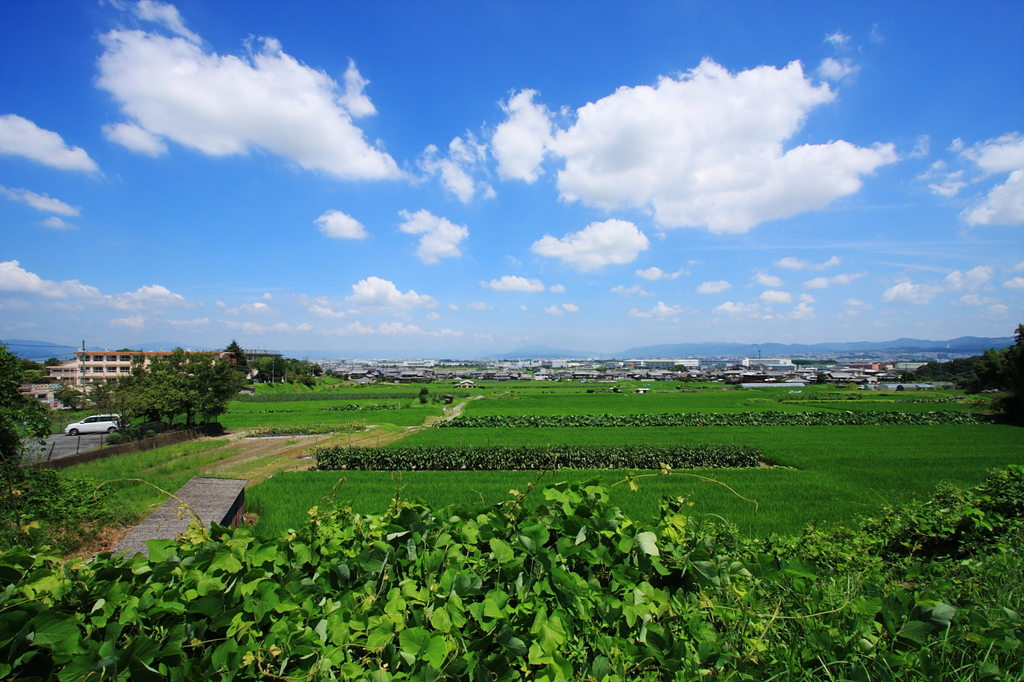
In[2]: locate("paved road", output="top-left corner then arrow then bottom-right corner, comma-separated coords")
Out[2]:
29,433 -> 108,463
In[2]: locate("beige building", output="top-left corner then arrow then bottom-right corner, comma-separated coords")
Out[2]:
47,349 -> 227,387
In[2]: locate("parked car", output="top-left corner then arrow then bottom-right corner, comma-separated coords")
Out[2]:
64,414 -> 122,436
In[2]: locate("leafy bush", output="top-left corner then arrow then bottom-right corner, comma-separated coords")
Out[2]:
3,470 -> 1022,680
247,422 -> 364,437
314,443 -> 762,471
437,410 -> 995,428
235,391 -> 471,403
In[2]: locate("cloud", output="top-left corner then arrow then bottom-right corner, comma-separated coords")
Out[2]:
628,301 -> 682,318
816,57 -> 859,82
909,135 -> 931,159
696,280 -> 731,294
944,266 -> 992,292
345,276 -> 437,311
0,260 -> 101,299
1003,277 -> 1024,291
133,0 -> 201,43
843,298 -> 873,312
419,134 -> 494,203
544,59 -> 896,233
466,301 -> 493,311
753,271 -> 783,287
0,186 -> 81,216
367,321 -> 462,337
990,304 -> 1009,315
102,122 -> 168,156
799,293 -> 816,303
531,219 -> 649,272
825,32 -> 850,47
111,314 -> 148,329
713,301 -> 759,315
316,210 -> 367,239
962,132 -> 1024,174
952,133 -> 1024,226
0,114 -> 99,172
786,302 -> 815,320
492,89 -> 555,182
802,272 -> 865,288
426,311 -> 440,320
96,23 -> 399,180
308,303 -> 347,319
1011,261 -> 1024,272
775,255 -> 841,270
882,281 -> 944,305
635,266 -> 686,281
398,209 -> 469,264
961,170 -> 1024,226
481,275 -> 545,292
548,284 -> 565,293
954,294 -> 992,306
544,303 -> 579,315
759,290 -> 792,304
167,317 -> 209,327
39,217 -> 76,230
612,285 -> 653,297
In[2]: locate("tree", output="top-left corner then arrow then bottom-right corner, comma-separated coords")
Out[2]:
1,344 -> 51,531
55,385 -> 84,411
224,339 -> 248,368
115,349 -> 244,427
1001,324 -> 1024,425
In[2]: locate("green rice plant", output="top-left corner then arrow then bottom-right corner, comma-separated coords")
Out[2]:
313,443 -> 761,471
61,439 -> 233,521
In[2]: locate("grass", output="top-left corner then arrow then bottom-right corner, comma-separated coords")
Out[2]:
220,399 -> 443,429
247,424 -> 1024,538
61,439 -> 236,522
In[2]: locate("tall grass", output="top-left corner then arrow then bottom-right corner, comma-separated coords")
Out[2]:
61,439 -> 234,521
248,425 -> 1024,538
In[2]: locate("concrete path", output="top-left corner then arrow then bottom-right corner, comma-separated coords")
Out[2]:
27,433 -> 106,463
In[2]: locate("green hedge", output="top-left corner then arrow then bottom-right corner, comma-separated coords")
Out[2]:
436,410 -> 994,428
235,391 -> 471,403
314,443 -> 761,470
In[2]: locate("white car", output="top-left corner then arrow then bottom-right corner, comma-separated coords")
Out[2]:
65,414 -> 122,436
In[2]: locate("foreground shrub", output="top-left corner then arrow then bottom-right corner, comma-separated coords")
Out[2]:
2,469 -> 1023,680
314,443 -> 762,470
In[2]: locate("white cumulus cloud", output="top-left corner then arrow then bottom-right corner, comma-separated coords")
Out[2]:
753,271 -> 783,287
697,280 -> 731,294
419,134 -> 494,203
39,217 -> 76,230
802,272 -> 865,288
345,276 -> 437,311
713,301 -> 759,315
775,255 -> 841,270
531,219 -> 649,272
0,114 -> 99,172
612,285 -> 653,297
543,59 -> 896,233
1003,277 -> 1024,291
882,281 -> 944,305
0,186 -> 80,216
635,266 -> 686,281
316,210 -> 367,239
816,57 -> 859,82
398,209 -> 469,264
628,301 -> 682,318
96,22 -> 399,180
759,290 -> 793,304
961,170 -> 1024,226
481,276 -> 545,292
492,89 -> 555,183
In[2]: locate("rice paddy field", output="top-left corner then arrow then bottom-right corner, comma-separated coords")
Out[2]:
244,381 -> 1020,539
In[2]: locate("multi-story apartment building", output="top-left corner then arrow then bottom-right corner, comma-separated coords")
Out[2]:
46,350 -> 228,387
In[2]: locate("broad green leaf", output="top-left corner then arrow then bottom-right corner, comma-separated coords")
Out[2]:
210,545 -> 243,574
635,531 -> 660,557
490,538 -> 515,565
896,620 -> 934,644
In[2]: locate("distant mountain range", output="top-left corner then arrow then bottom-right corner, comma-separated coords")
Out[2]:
4,335 -> 1014,363
489,336 -> 1015,360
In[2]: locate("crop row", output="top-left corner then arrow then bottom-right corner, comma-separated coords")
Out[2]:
247,422 -> 364,437
436,410 -> 994,428
314,443 -> 762,470
235,391 -> 472,403
325,403 -> 405,411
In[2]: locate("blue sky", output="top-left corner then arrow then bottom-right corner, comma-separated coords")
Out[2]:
1,1 -> 1022,357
